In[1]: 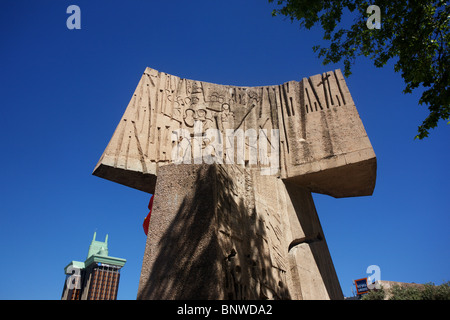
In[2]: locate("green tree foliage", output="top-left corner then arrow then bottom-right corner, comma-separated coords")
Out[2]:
269,0 -> 449,139
362,281 -> 450,300
361,286 -> 386,300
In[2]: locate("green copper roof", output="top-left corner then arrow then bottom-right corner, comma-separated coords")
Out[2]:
87,232 -> 109,258
64,232 -> 126,274
84,254 -> 126,268
64,260 -> 85,274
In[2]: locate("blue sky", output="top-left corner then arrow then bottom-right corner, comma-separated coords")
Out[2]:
0,0 -> 448,300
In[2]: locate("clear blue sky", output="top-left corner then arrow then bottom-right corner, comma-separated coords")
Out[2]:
0,0 -> 448,300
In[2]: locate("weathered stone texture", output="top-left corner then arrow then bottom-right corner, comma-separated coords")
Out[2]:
93,67 -> 376,300
136,164 -> 342,300
93,67 -> 375,198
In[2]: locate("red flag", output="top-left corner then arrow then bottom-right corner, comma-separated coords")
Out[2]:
143,195 -> 154,236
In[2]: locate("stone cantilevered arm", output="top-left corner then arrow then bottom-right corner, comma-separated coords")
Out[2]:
93,67 -> 376,198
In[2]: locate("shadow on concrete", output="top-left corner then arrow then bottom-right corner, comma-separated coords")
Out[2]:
137,164 -> 289,300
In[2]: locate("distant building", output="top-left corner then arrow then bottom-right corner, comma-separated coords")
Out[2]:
347,278 -> 425,300
369,280 -> 425,300
61,232 -> 126,300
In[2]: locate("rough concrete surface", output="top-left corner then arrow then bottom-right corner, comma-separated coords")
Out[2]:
93,67 -> 377,300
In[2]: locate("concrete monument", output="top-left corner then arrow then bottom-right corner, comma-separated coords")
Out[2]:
93,67 -> 376,300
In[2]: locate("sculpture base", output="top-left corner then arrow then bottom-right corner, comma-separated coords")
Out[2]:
137,164 -> 343,300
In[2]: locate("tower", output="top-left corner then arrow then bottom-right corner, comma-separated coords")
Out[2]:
61,232 -> 126,300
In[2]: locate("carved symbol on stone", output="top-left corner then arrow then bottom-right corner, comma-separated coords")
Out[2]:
183,108 -> 214,129
196,109 -> 213,129
191,96 -> 200,105
221,103 -> 233,122
184,109 -> 196,127
210,92 -> 225,103
165,89 -> 173,102
191,82 -> 202,94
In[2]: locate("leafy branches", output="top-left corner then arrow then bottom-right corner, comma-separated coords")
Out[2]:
362,281 -> 450,300
269,0 -> 449,139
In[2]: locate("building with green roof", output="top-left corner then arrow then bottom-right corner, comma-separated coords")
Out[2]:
61,232 -> 126,300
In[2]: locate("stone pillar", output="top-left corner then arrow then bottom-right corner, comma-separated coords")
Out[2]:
283,181 -> 342,299
93,67 -> 377,300
137,164 -> 342,300
137,164 -> 222,299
